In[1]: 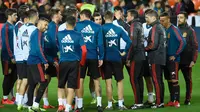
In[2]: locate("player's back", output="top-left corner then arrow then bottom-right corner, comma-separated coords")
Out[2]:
58,30 -> 83,62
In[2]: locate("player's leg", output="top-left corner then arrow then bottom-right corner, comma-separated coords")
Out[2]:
15,63 -> 23,105
89,76 -> 96,104
180,64 -> 192,105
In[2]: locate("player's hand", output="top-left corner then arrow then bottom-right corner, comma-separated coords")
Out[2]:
44,64 -> 49,70
169,56 -> 175,61
53,61 -> 59,67
189,61 -> 195,68
126,60 -> 131,67
11,58 -> 16,64
98,60 -> 103,67
120,52 -> 126,56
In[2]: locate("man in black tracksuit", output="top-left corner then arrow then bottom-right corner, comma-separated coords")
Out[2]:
178,11 -> 198,105
126,9 -> 145,109
144,10 -> 166,108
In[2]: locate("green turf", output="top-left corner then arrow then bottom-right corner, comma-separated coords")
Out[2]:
0,58 -> 200,112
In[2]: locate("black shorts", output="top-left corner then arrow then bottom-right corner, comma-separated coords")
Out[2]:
104,60 -> 124,82
16,62 -> 28,79
164,60 -> 179,80
143,59 -> 151,77
27,64 -> 46,83
58,61 -> 80,89
1,60 -> 17,76
80,59 -> 100,79
46,63 -> 58,77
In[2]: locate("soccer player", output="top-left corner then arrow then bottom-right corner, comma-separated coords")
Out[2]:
93,12 -> 102,25
1,8 -> 18,105
160,12 -> 186,108
57,15 -> 87,112
142,9 -> 155,107
103,11 -> 131,110
178,11 -> 198,105
75,9 -> 104,112
126,9 -> 145,109
14,5 -> 29,106
26,9 -> 49,112
145,10 -> 166,108
44,8 -> 62,109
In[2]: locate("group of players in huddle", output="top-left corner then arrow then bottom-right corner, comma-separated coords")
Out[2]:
0,4 -> 198,112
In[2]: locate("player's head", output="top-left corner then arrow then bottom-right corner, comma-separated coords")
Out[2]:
27,9 -> 39,24
178,11 -> 188,25
114,6 -> 123,20
37,17 -> 49,32
104,11 -> 114,22
93,12 -> 102,25
63,8 -> 78,22
49,9 -> 62,23
144,9 -> 153,15
80,9 -> 92,21
18,5 -> 29,22
160,12 -> 170,28
66,16 -> 76,29
126,9 -> 139,23
5,8 -> 18,22
145,10 -> 158,25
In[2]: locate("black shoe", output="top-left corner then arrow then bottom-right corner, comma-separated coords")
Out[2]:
143,101 -> 154,108
97,106 -> 103,112
184,100 -> 191,105
151,103 -> 164,109
74,108 -> 83,112
129,104 -> 144,110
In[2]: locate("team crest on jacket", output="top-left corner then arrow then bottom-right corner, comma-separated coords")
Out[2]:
168,33 -> 170,38
183,32 -> 187,38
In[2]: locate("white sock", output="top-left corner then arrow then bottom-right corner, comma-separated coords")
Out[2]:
58,98 -> 63,106
62,98 -> 67,107
33,97 -> 36,103
65,104 -> 71,111
32,102 -> 39,108
3,96 -> 8,100
118,100 -> 123,107
43,98 -> 49,106
75,96 -> 78,109
108,101 -> 112,108
97,97 -> 102,107
22,93 -> 28,105
91,92 -> 96,99
16,93 -> 19,103
18,95 -> 23,105
148,92 -> 154,103
77,98 -> 83,108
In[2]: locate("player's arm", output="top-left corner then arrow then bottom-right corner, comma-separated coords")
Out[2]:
97,27 -> 104,60
121,28 -> 131,56
145,25 -> 159,51
34,30 -> 48,64
79,33 -> 87,66
173,28 -> 186,57
5,25 -> 14,60
190,27 -> 198,63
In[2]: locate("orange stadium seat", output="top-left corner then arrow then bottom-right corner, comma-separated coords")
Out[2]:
192,0 -> 200,10
110,0 -> 119,7
168,0 -> 176,8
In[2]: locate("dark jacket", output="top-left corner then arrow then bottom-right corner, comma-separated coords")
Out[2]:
145,20 -> 166,65
127,18 -> 145,61
179,24 -> 198,65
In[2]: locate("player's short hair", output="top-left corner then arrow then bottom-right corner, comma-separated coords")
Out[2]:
39,17 -> 49,23
104,11 -> 113,20
114,6 -> 123,12
49,9 -> 60,19
127,9 -> 139,18
144,9 -> 153,15
27,9 -> 38,19
66,16 -> 76,27
160,12 -> 170,18
93,12 -> 101,18
80,9 -> 92,18
179,11 -> 188,19
5,8 -> 17,18
18,5 -> 29,22
145,10 -> 158,19
63,8 -> 77,21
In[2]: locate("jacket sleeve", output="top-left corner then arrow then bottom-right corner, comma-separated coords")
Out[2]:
145,25 -> 159,51
121,28 -> 131,53
79,34 -> 87,66
97,27 -> 104,60
5,24 -> 14,59
34,30 -> 48,64
190,27 -> 198,63
173,27 -> 186,56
